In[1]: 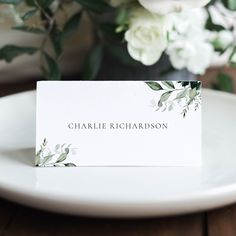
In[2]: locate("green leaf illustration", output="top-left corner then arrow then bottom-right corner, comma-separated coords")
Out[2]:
146,82 -> 163,91
41,155 -> 54,166
175,89 -> 188,99
162,81 -> 175,89
160,91 -> 172,102
65,163 -> 77,167
146,81 -> 201,118
56,153 -> 68,163
36,139 -> 77,167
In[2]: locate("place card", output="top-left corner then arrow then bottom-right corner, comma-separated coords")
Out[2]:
36,81 -> 201,167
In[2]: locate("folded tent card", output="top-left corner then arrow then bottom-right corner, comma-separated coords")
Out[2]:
36,81 -> 202,167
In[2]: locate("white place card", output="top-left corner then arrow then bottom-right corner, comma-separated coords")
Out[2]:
36,81 -> 201,167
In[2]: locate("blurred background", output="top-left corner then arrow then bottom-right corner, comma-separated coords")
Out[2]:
0,0 -> 236,96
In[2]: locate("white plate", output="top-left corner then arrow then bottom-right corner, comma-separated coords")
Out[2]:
0,89 -> 236,218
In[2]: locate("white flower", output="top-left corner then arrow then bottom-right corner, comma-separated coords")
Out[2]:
166,9 -> 214,74
209,30 -> 234,49
168,39 -> 213,74
125,7 -> 169,65
208,2 -> 236,29
138,0 -> 211,15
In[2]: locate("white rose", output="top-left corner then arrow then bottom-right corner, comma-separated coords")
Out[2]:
125,7 -> 169,65
138,0 -> 211,15
167,39 -> 213,74
167,9 -> 213,74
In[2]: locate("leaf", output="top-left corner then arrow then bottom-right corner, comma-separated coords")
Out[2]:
35,152 -> 41,166
116,8 -> 129,26
56,153 -> 68,163
189,88 -> 197,99
65,163 -> 77,167
43,138 -> 47,146
13,25 -> 45,34
189,81 -> 201,90
21,8 -> 38,21
158,100 -> 163,108
222,0 -> 236,10
36,149 -> 42,157
82,45 -> 103,80
162,81 -> 175,89
50,27 -> 63,58
62,11 -> 82,40
175,89 -> 188,99
65,148 -> 70,154
196,82 -> 201,91
25,0 -> 54,8
50,12 -> 82,57
0,45 -> 38,63
74,0 -> 113,13
181,81 -> 190,87
41,155 -> 54,166
146,82 -> 163,91
42,52 -> 61,80
206,13 -> 225,32
0,0 -> 22,4
160,91 -> 172,102
215,73 -> 234,93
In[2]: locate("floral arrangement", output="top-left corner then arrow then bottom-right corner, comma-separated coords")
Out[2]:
0,0 -> 235,84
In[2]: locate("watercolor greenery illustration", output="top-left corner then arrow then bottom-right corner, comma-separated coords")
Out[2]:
146,81 -> 201,118
35,138 -> 77,167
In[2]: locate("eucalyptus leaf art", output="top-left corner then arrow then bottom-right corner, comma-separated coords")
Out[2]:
146,81 -> 201,118
0,0 -> 236,86
35,138 -> 77,167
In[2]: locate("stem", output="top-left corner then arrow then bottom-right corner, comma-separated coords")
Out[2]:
38,2 -> 62,70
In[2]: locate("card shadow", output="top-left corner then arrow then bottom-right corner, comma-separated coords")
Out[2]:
0,148 -> 35,167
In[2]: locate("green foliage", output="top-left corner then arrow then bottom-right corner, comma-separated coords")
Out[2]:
205,12 -> 225,32
62,11 -> 82,40
82,45 -> 103,80
146,82 -> 163,91
0,0 -> 235,81
42,52 -> 61,80
36,139 -> 76,167
222,0 -> 236,10
0,45 -> 38,63
214,73 -> 234,93
74,0 -> 113,13
13,25 -> 45,34
147,81 -> 201,118
0,0 -> 119,80
25,0 -> 54,8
